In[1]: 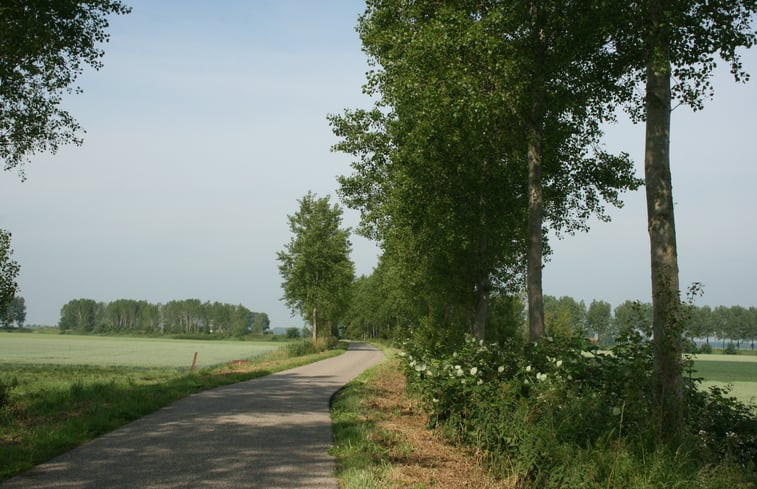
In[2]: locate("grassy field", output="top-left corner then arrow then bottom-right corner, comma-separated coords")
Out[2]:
0,332 -> 281,368
0,334 -> 344,481
691,353 -> 757,405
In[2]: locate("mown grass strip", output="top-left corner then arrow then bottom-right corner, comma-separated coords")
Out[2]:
330,353 -> 394,489
0,342 -> 346,481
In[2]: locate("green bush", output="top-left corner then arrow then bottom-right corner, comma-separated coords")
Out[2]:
286,327 -> 302,339
725,342 -> 738,355
286,337 -> 339,357
399,332 -> 757,487
699,342 -> 713,354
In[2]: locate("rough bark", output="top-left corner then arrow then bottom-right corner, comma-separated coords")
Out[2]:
644,0 -> 684,445
526,3 -> 546,343
527,124 -> 545,342
473,234 -> 489,341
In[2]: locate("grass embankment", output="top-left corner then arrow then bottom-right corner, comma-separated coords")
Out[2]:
331,352 -> 506,489
0,337 -> 344,481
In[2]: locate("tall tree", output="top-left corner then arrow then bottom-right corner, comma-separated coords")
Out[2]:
0,0 -> 130,175
251,312 -> 270,335
586,299 -> 613,344
277,192 -> 355,340
0,230 -> 20,316
334,0 -> 640,343
59,298 -> 102,331
544,295 -> 587,338
614,0 -> 757,444
1,296 -> 26,328
613,300 -> 654,337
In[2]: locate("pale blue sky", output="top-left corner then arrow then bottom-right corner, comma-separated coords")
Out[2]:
1,1 -> 755,327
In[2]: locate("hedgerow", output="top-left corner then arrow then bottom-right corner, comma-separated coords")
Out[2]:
400,333 -> 756,488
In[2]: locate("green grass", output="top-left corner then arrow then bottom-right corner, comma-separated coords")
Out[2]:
0,337 -> 346,481
0,332 -> 281,368
331,352 -> 393,489
692,354 -> 757,405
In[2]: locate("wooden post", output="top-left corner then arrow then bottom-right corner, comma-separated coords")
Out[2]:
190,351 -> 198,371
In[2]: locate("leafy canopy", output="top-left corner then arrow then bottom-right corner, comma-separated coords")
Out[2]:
277,192 -> 354,335
0,0 -> 130,175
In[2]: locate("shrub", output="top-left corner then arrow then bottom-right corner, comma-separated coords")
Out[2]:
399,331 -> 757,487
286,327 -> 301,339
724,342 -> 738,355
699,342 -> 713,354
285,337 -> 338,357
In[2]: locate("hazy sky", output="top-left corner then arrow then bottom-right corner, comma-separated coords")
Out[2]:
1,1 -> 755,328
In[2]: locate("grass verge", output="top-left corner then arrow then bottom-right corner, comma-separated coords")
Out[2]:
331,351 -> 508,489
0,340 -> 346,481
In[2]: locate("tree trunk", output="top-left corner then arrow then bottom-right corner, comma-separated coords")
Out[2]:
645,0 -> 683,445
527,124 -> 545,342
473,234 -> 489,341
527,3 -> 546,343
312,306 -> 318,341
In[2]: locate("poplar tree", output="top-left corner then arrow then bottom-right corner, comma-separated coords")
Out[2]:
614,0 -> 756,444
277,192 -> 355,340
332,0 -> 640,342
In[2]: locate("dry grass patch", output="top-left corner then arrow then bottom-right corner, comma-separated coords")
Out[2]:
355,358 -> 512,489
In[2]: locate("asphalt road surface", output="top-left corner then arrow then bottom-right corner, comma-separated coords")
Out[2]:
1,342 -> 384,489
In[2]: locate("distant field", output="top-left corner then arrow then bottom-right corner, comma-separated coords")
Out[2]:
0,333 -> 282,369
692,354 -> 757,405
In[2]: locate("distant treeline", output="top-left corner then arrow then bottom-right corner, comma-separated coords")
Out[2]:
59,298 -> 270,336
344,289 -> 757,350
539,297 -> 757,349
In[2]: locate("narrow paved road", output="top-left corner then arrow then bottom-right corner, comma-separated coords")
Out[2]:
1,343 -> 384,489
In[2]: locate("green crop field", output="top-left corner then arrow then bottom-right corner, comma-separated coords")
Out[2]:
0,332 -> 343,481
692,354 -> 757,405
0,332 -> 282,369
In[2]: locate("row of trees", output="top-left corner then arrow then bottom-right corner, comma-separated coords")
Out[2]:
544,297 -> 757,349
324,0 -> 756,445
341,280 -> 757,351
59,298 -> 270,336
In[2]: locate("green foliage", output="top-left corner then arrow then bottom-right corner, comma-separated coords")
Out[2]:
0,0 -> 131,175
332,0 -> 642,343
0,375 -> 18,409
614,300 -> 653,337
399,332 -> 757,487
285,337 -> 341,357
544,295 -> 587,339
285,327 -> 301,339
58,297 -> 268,337
1,295 -> 25,328
277,192 -> 355,339
0,230 -> 20,316
586,299 -> 613,345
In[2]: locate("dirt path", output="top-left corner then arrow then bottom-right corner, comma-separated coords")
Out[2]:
0,343 -> 384,489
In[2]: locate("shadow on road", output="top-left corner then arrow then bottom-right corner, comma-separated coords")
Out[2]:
1,343 -> 384,489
